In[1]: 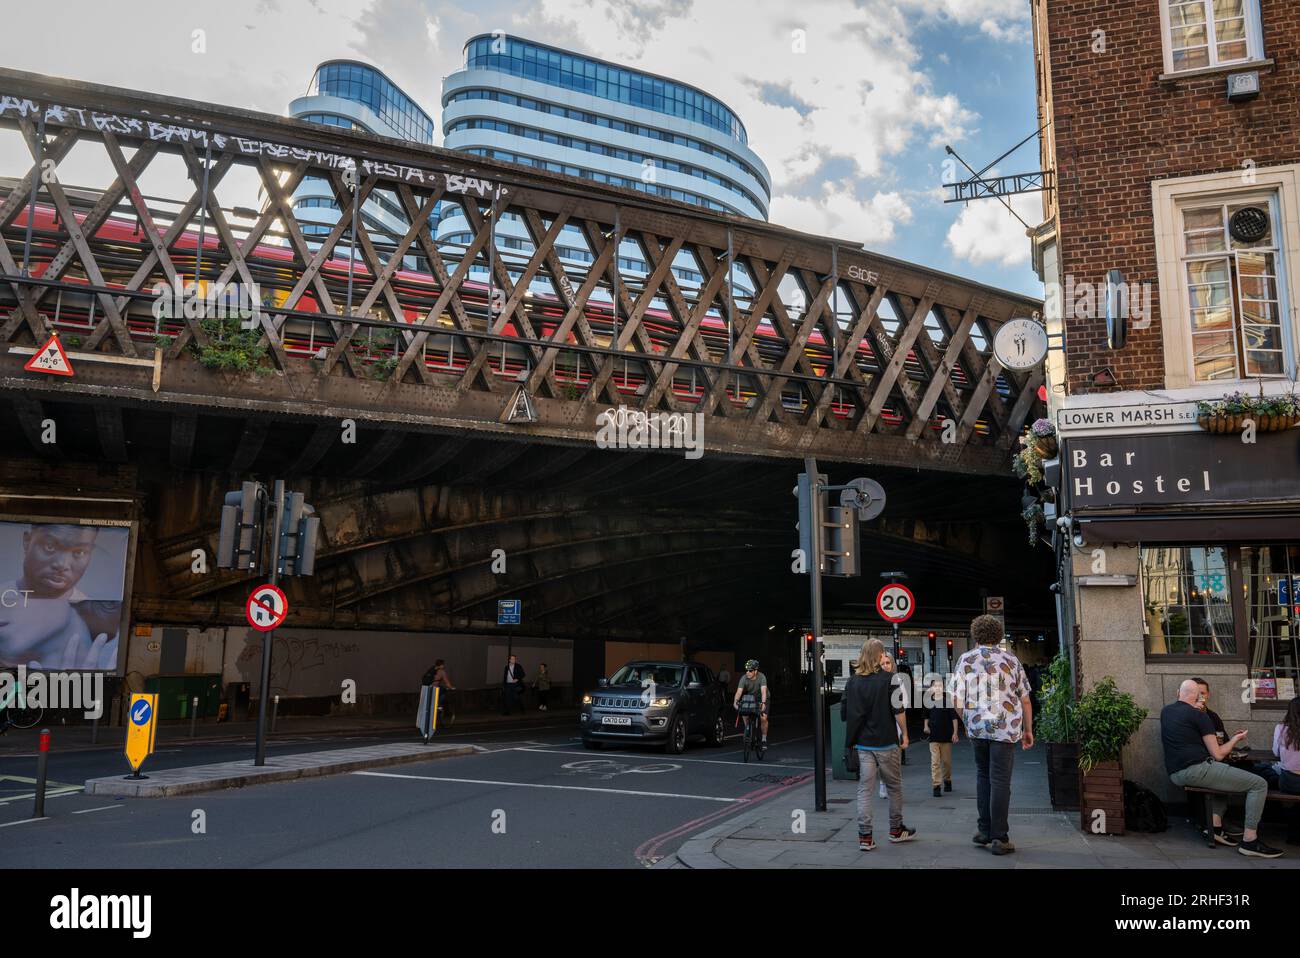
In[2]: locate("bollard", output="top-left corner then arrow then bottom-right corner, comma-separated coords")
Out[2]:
33,728 -> 50,819
189,696 -> 199,738
271,694 -> 279,734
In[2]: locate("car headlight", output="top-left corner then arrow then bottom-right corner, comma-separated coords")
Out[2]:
582,694 -> 593,705
652,697 -> 673,707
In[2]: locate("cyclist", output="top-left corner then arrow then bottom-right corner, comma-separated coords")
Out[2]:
733,659 -> 770,750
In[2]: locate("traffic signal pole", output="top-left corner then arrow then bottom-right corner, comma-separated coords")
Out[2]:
254,479 -> 285,767
804,456 -> 827,813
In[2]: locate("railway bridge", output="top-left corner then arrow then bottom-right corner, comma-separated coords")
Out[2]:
0,70 -> 1053,708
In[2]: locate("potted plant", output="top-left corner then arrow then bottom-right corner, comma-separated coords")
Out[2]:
1021,500 -> 1044,544
1075,677 -> 1147,835
1196,388 -> 1300,434
1029,417 -> 1058,458
1036,649 -> 1079,811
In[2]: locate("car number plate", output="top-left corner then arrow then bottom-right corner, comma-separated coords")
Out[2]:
601,716 -> 632,726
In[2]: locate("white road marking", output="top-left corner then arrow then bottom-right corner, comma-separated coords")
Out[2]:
0,816 -> 45,828
353,770 -> 741,802
0,786 -> 82,806
512,747 -> 814,770
71,804 -> 122,815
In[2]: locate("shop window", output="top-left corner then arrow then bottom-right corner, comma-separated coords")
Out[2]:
1242,543 -> 1300,701
1141,544 -> 1236,655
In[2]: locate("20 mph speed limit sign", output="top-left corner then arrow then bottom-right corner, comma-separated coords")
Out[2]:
246,584 -> 288,632
876,584 -> 915,623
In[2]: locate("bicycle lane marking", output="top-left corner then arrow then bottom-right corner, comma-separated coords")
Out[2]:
633,772 -> 812,866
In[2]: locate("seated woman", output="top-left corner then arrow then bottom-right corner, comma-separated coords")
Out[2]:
1273,697 -> 1300,846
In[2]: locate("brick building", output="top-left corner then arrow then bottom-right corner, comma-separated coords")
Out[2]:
1030,0 -> 1300,798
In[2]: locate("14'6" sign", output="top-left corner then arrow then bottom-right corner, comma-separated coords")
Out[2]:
876,584 -> 915,623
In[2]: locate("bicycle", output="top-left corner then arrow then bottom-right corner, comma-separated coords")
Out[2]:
737,693 -> 765,763
0,670 -> 44,733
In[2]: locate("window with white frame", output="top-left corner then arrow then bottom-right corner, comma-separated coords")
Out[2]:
1180,194 -> 1289,380
1162,0 -> 1264,73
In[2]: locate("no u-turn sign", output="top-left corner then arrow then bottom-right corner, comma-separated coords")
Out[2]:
246,584 -> 288,631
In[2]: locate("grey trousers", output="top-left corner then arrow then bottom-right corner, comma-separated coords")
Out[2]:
1170,760 -> 1270,831
856,747 -> 903,835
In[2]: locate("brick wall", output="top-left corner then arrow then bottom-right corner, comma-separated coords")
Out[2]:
1041,0 -> 1300,393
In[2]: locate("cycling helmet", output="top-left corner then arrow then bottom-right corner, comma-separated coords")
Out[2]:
744,659 -> 760,671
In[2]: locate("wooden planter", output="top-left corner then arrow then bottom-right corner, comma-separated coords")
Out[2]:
1033,436 -> 1058,459
1045,742 -> 1081,811
1079,760 -> 1125,835
1197,411 -> 1300,434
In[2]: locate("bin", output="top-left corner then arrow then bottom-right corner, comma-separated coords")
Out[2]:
143,675 -> 222,720
828,691 -> 856,781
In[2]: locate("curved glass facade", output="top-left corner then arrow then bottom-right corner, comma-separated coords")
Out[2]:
445,89 -> 766,190
309,61 -> 435,144
447,118 -> 766,213
464,35 -> 747,145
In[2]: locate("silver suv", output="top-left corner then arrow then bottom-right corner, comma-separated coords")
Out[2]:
580,660 -> 727,754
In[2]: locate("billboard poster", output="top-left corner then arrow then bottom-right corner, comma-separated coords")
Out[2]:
0,518 -> 133,672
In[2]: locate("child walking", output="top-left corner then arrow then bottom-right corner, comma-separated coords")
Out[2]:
923,679 -> 959,797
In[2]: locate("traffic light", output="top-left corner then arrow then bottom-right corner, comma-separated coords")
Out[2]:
946,638 -> 954,656
277,490 -> 321,577
794,471 -> 828,573
928,631 -> 937,656
824,506 -> 860,577
217,481 -> 262,571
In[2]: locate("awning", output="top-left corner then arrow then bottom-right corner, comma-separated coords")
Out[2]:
1076,511 -> 1300,544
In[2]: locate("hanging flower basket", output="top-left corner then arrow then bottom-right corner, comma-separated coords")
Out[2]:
1197,411 -> 1299,433
1195,390 -> 1300,434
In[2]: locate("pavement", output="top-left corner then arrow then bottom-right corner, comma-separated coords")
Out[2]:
84,741 -> 475,797
666,739 -> 1300,869
0,706 -> 580,756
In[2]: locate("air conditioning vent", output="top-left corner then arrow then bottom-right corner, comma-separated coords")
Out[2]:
1229,206 -> 1270,244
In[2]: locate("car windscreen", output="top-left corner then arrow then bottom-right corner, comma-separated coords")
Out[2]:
610,664 -> 684,687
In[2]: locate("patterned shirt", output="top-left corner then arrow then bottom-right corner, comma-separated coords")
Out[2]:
951,645 -> 1031,743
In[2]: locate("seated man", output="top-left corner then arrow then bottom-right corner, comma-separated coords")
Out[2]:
1162,679 -> 1281,859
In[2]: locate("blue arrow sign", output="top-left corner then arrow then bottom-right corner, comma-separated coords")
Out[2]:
130,700 -> 153,726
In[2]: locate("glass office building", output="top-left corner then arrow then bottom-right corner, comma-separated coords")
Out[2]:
288,60 -> 436,240
440,35 -> 771,292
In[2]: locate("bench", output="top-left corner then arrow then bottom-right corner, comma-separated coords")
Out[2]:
1184,785 -> 1300,848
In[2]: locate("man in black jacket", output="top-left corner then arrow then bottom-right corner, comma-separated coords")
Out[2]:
841,638 -> 916,851
502,655 -> 525,715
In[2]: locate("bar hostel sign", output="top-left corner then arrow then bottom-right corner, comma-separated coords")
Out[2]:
1067,431 -> 1300,510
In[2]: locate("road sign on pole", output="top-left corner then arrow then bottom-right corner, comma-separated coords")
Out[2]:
876,583 -> 916,623
124,693 -> 158,779
498,599 -> 521,625
246,583 -> 288,632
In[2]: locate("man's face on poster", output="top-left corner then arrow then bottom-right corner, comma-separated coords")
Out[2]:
21,525 -> 97,598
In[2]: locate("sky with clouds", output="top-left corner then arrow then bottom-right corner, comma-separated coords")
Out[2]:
1,0 -> 1046,296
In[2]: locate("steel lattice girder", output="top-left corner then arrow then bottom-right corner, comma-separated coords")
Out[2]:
0,69 -> 1044,475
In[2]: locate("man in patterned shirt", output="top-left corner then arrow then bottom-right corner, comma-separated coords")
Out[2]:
951,614 -> 1034,856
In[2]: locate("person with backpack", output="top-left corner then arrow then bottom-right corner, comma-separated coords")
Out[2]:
841,638 -> 916,851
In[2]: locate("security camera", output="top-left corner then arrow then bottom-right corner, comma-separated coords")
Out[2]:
1072,530 -> 1086,548
1049,582 -> 1062,594
1055,515 -> 1072,530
